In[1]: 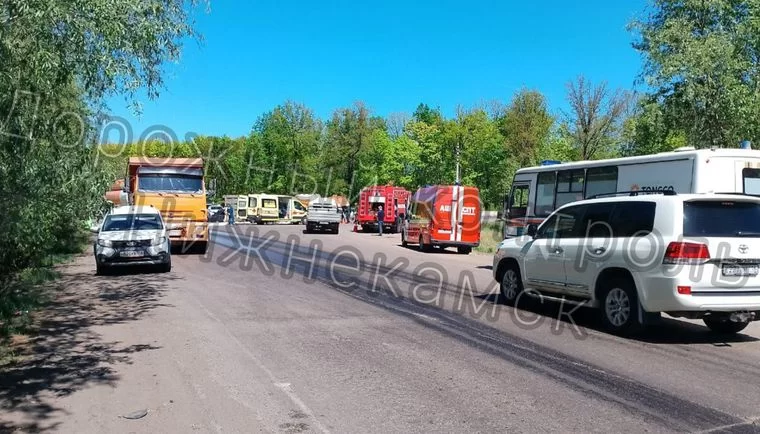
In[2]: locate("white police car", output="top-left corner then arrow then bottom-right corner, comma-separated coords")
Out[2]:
92,205 -> 171,274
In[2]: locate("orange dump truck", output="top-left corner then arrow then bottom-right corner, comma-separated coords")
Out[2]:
118,157 -> 210,253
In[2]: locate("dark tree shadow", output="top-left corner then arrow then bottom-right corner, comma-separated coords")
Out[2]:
0,254 -> 177,432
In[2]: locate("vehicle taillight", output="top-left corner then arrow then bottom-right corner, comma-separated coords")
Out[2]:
663,242 -> 710,264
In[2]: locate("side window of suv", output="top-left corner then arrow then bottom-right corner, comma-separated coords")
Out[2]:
609,202 -> 656,237
536,205 -> 585,239
580,202 -> 615,238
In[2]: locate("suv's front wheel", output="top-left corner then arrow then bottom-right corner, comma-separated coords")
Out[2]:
599,277 -> 643,335
500,265 -> 523,306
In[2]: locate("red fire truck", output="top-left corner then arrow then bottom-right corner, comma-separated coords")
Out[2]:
401,184 -> 481,254
356,185 -> 411,233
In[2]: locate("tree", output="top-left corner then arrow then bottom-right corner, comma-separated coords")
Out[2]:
619,96 -> 687,157
253,101 -> 322,194
565,75 -> 631,160
630,0 -> 760,148
321,101 -> 385,197
386,112 -> 410,139
497,89 -> 555,167
539,124 -> 578,162
0,0 -> 203,331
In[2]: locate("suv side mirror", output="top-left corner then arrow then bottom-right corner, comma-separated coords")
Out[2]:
526,224 -> 538,237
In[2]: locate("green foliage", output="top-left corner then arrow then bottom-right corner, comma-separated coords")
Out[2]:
630,0 -> 760,148
565,75 -> 631,160
497,88 -> 554,167
0,0 -> 202,330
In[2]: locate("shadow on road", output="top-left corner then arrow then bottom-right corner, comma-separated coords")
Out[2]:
0,256 -> 178,432
475,292 -> 760,345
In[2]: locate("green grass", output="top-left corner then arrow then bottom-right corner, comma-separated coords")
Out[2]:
476,221 -> 504,254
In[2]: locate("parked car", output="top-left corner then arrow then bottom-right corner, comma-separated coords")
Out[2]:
207,204 -> 224,222
492,191 -> 760,335
91,205 -> 171,274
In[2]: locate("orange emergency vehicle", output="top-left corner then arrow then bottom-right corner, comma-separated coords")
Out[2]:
401,184 -> 481,254
356,185 -> 410,233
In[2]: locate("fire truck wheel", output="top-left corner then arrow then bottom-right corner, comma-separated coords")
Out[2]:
457,246 -> 472,255
401,230 -> 408,247
418,236 -> 431,252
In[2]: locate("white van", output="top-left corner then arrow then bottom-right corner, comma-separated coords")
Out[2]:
502,147 -> 760,238
247,193 -> 280,224
277,195 -> 307,224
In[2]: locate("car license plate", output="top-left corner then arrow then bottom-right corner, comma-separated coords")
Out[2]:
722,264 -> 759,276
168,229 -> 182,237
120,250 -> 144,258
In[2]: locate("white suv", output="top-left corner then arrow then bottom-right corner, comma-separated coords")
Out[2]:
92,205 -> 171,275
493,192 -> 760,335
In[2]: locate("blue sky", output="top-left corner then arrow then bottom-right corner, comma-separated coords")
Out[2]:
104,0 -> 649,142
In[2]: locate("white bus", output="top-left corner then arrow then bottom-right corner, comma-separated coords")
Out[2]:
502,147 -> 760,238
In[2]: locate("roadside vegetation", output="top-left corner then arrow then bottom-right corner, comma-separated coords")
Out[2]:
476,222 -> 506,254
0,1 -> 203,345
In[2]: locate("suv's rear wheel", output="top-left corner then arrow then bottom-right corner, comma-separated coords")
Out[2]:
500,265 -> 523,306
599,278 -> 642,335
703,316 -> 749,334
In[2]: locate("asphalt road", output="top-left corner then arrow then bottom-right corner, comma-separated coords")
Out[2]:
3,223 -> 760,433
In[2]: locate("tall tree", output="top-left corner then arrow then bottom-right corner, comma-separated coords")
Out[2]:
630,0 -> 760,148
386,112 -> 410,139
321,101 -> 385,197
497,89 -> 555,167
254,101 -> 322,194
619,96 -> 687,157
565,75 -> 630,160
0,0 -> 202,325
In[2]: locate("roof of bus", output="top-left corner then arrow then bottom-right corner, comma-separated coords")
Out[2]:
517,147 -> 760,174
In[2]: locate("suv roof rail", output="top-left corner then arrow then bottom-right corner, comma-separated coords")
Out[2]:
711,192 -> 760,197
588,190 -> 677,199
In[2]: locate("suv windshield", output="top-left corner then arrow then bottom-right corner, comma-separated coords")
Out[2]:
102,214 -> 163,231
683,200 -> 760,237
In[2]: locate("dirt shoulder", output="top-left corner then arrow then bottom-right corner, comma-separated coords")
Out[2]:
0,251 -> 177,433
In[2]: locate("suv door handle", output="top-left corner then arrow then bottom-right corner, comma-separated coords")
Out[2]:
593,246 -> 606,254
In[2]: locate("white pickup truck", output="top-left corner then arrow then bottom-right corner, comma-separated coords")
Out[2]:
305,198 -> 341,234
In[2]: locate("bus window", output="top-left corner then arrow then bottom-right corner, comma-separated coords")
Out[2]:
507,184 -> 529,218
743,168 -> 760,195
585,166 -> 618,199
556,169 -> 584,208
249,197 -> 258,208
535,172 -> 556,217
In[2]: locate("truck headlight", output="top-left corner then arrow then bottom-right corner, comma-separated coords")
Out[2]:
97,239 -> 113,247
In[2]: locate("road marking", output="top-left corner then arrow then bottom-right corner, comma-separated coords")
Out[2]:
190,296 -> 331,434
